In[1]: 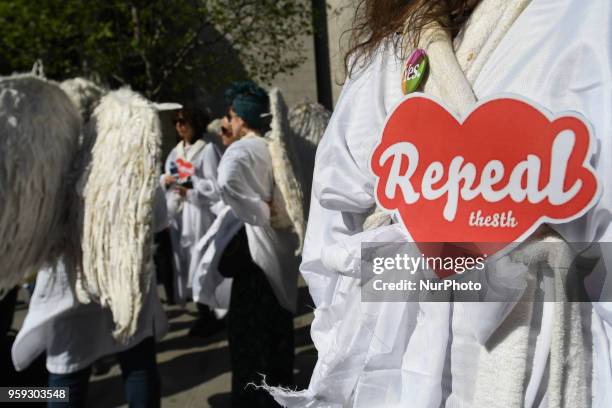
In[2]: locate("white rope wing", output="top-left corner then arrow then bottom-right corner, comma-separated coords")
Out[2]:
266,88 -> 305,254
0,75 -> 80,294
77,88 -> 162,342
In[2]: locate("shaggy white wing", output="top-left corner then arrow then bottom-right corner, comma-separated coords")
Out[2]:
267,88 -> 305,254
0,75 -> 80,295
77,88 -> 162,342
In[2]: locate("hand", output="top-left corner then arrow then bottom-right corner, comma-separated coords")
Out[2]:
175,186 -> 189,198
164,175 -> 177,186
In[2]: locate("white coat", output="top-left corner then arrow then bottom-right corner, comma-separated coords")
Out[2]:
216,133 -> 300,313
277,1 -> 612,407
162,140 -> 222,302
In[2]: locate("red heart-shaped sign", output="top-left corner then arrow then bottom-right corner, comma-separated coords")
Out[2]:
371,94 -> 600,271
176,158 -> 195,181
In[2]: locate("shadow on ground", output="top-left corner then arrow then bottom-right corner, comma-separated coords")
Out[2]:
88,284 -> 316,407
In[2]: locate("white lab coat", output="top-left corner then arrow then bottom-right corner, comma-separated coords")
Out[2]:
12,188 -> 169,374
162,140 -> 222,302
216,133 -> 300,313
282,1 -> 612,407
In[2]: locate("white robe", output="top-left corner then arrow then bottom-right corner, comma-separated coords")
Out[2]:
217,133 -> 300,313
162,141 -> 222,302
284,1 -> 612,407
12,187 -> 169,374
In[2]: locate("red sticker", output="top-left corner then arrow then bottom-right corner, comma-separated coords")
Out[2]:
371,94 -> 601,261
175,158 -> 195,181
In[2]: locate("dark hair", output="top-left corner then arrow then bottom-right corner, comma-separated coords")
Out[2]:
344,0 -> 477,78
172,106 -> 209,141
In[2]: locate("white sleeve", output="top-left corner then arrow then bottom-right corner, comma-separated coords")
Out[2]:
302,47 -> 405,306
186,143 -> 222,206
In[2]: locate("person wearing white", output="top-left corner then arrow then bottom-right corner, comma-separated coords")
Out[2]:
218,133 -> 299,314
188,120 -> 239,311
12,187 -> 169,407
161,107 -> 222,303
272,0 -> 612,407
217,81 -> 299,407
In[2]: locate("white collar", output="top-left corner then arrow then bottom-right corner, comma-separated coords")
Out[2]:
176,139 -> 206,161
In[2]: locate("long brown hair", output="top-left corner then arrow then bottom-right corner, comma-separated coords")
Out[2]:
344,0 -> 477,77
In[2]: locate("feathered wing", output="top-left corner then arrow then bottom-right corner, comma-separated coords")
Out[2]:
287,101 -> 331,214
59,78 -> 105,123
288,101 -> 330,146
0,75 -> 80,295
266,88 -> 305,254
76,88 -> 162,342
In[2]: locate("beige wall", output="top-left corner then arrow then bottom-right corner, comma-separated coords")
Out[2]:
326,0 -> 355,104
272,0 -> 356,109
272,34 -> 318,108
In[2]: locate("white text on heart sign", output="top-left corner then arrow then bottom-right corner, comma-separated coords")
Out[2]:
378,129 -> 581,223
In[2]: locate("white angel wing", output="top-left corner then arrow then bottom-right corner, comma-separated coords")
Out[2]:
266,88 -> 306,254
288,101 -> 331,214
0,75 -> 81,294
59,77 -> 105,123
77,88 -> 162,342
288,100 -> 330,146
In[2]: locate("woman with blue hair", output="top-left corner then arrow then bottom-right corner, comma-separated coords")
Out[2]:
216,81 -> 299,407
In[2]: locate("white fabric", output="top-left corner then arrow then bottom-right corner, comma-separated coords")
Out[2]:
189,205 -> 240,308
162,141 -> 222,302
284,0 -> 612,407
12,261 -> 167,374
217,133 -> 300,313
12,188 -> 169,374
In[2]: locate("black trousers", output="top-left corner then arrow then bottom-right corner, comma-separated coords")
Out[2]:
219,228 -> 294,408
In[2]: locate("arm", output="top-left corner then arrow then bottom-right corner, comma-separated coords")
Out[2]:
185,143 -> 223,206
302,47 -> 405,306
